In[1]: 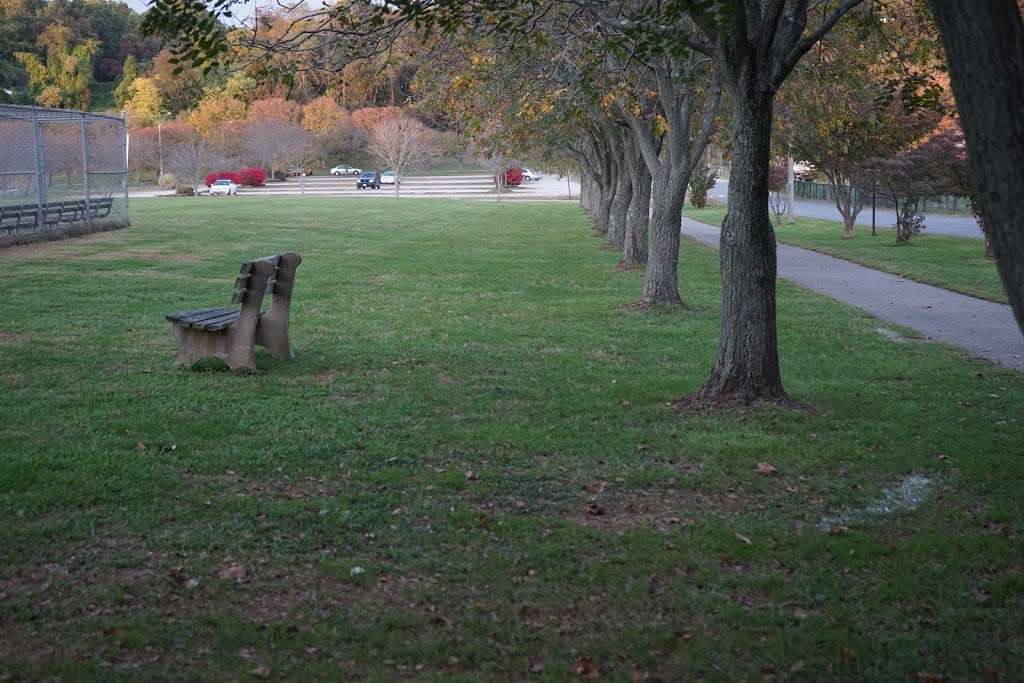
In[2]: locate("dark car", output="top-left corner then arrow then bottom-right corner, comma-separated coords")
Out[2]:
357,171 -> 381,189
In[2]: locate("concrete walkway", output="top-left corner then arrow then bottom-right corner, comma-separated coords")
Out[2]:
681,217 -> 1024,372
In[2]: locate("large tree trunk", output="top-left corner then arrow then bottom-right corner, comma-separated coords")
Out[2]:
621,147 -> 651,270
691,91 -> 789,405
928,0 -> 1024,334
607,155 -> 631,249
635,167 -> 687,307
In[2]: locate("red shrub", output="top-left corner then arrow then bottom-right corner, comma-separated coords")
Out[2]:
205,171 -> 242,187
505,167 -> 524,186
238,167 -> 267,187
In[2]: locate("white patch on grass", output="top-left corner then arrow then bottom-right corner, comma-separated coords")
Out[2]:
817,474 -> 934,531
876,327 -> 906,343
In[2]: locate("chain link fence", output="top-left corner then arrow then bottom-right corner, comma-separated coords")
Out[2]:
1,104 -> 129,245
793,180 -> 972,216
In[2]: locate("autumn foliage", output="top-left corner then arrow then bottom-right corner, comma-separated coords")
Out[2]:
204,168 -> 267,187
204,171 -> 242,187
238,167 -> 268,187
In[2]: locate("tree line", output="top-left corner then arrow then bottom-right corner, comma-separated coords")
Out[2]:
99,0 -> 1024,406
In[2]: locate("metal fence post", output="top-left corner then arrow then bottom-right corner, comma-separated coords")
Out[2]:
31,107 -> 46,229
80,113 -> 91,223
122,111 -> 130,225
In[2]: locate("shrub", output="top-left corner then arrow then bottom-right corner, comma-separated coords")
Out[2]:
688,165 -> 717,209
175,186 -> 195,196
238,167 -> 267,187
505,167 -> 524,187
204,171 -> 242,187
158,173 -> 176,190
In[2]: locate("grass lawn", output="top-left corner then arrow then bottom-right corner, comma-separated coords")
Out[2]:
682,203 -> 1006,303
1,198 -> 1022,680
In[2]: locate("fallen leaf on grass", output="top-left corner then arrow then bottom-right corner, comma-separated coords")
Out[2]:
828,525 -> 849,536
585,502 -> 606,516
735,532 -> 753,545
250,665 -> 271,678
218,562 -> 248,583
465,470 -> 478,481
756,462 -> 777,476
572,656 -> 599,678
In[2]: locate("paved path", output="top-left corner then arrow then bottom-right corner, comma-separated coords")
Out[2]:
710,180 -> 982,239
681,217 -> 1024,372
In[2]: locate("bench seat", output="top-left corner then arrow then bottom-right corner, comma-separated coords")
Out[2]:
166,306 -> 241,331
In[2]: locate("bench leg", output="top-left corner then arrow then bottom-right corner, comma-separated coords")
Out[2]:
254,314 -> 292,360
171,324 -> 256,371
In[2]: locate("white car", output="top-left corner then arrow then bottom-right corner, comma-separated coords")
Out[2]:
330,164 -> 361,176
380,171 -> 399,185
209,178 -> 238,195
522,168 -> 543,181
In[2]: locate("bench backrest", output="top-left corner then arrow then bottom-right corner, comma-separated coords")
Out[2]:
230,252 -> 301,306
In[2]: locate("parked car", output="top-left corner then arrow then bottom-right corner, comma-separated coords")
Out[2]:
380,171 -> 400,185
285,165 -> 310,177
522,168 -> 543,181
330,164 -> 361,176
209,178 -> 238,196
357,171 -> 381,189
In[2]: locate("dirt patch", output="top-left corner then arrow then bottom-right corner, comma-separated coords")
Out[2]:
79,248 -> 198,263
0,220 -> 128,254
185,470 -> 352,502
566,480 -> 814,533
0,331 -> 31,344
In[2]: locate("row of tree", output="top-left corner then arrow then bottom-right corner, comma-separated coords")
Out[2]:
131,0 -> 1024,406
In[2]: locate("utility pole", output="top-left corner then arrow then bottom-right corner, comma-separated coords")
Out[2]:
786,152 -> 796,224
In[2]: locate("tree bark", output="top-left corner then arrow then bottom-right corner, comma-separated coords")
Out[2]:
829,177 -> 863,240
637,167 -> 687,306
594,159 -> 615,236
607,153 -> 631,249
692,91 -> 789,405
621,143 -> 651,269
928,0 -> 1024,334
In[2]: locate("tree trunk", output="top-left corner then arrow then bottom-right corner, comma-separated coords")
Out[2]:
635,167 -> 687,306
830,177 -> 862,240
580,172 -> 594,216
595,175 -> 614,236
691,91 -> 789,405
928,0 -> 1024,335
621,151 -> 651,270
607,156 -> 631,249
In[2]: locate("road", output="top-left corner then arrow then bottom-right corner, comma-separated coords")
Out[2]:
130,173 -> 581,201
709,179 -> 982,239
682,217 -> 1023,372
